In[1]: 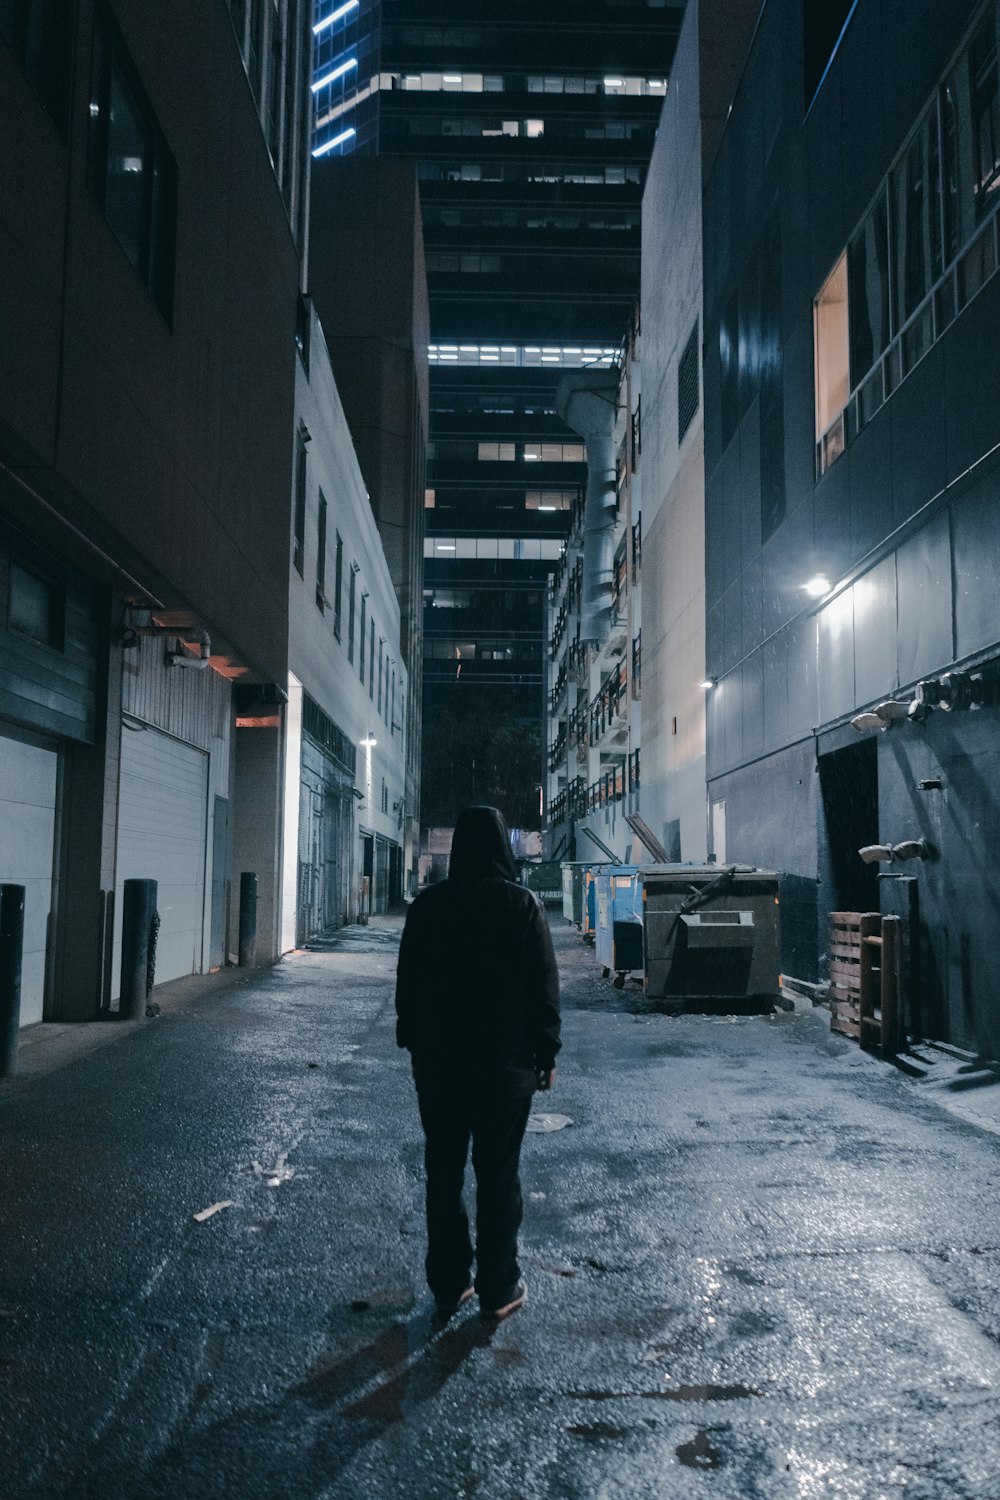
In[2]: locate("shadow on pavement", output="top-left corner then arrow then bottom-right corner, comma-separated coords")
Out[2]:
45,1304 -> 495,1500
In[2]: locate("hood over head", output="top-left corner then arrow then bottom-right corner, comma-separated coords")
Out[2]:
448,805 -> 518,884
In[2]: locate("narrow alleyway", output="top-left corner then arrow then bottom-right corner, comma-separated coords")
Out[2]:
3,918 -> 1000,1500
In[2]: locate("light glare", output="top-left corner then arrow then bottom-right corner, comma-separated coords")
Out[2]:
312,126 -> 356,157
312,56 -> 358,92
313,0 -> 359,36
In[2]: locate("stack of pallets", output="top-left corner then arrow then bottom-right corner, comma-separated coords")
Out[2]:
829,912 -> 880,1039
829,910 -> 902,1057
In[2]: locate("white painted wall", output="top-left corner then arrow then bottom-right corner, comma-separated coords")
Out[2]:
639,0 -> 709,861
0,735 -> 58,1026
113,727 -> 209,998
117,636 -> 232,990
286,308 -> 408,936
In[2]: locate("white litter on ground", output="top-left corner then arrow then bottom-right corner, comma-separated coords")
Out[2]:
526,1113 -> 573,1132
192,1200 -> 234,1223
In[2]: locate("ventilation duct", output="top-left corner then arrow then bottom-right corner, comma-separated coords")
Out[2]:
556,370 -> 618,645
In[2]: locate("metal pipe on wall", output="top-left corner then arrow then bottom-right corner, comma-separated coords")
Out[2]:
556,370 -> 619,644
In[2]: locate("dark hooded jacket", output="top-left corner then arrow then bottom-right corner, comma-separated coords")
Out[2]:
395,807 -> 561,1073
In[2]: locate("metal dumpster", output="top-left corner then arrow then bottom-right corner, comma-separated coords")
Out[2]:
580,865 -> 605,943
561,861 -> 595,926
595,866 -> 645,984
519,860 -> 563,906
641,864 -> 780,1002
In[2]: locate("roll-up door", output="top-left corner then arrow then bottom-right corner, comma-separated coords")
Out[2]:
0,733 -> 58,1026
114,725 -> 208,999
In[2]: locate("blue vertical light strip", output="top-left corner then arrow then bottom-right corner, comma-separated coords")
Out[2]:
311,0 -> 365,156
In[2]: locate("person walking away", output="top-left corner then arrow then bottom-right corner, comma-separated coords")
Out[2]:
396,805 -> 561,1320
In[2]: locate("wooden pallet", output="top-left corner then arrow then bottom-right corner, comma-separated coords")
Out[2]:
829,910 -> 901,1057
829,912 -> 880,1039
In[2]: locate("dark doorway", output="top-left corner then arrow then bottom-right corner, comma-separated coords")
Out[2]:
819,738 -> 879,914
360,832 -> 374,920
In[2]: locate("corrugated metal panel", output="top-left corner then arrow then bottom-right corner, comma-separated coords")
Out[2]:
121,636 -> 231,755
113,726 -> 208,998
120,634 -> 231,801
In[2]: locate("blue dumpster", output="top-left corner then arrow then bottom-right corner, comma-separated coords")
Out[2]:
581,864 -> 607,943
595,866 -> 644,984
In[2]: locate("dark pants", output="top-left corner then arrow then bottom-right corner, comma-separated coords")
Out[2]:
413,1061 -> 534,1307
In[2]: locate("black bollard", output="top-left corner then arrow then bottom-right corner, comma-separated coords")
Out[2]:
238,872 -> 257,967
0,885 -> 26,1077
121,879 -> 157,1021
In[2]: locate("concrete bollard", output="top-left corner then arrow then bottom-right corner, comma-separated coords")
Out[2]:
121,879 -> 158,1021
238,872 -> 257,967
0,885 -> 26,1077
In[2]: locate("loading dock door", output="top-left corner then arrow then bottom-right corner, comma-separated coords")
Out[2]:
0,733 -> 58,1026
114,725 -> 208,999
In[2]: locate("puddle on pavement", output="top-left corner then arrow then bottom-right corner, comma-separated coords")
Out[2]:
728,1309 -> 778,1337
676,1429 -> 724,1469
575,1383 -> 758,1403
568,1422 -> 632,1441
724,1264 -> 768,1288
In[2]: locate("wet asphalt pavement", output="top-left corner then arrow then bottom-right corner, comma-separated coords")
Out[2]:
3,917 -> 1000,1499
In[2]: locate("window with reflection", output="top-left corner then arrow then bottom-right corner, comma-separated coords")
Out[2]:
87,3 -> 176,320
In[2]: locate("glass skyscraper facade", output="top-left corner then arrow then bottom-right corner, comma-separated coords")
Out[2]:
309,0 -> 682,831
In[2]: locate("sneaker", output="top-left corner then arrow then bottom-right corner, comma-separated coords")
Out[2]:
434,1285 -> 475,1318
480,1281 -> 527,1321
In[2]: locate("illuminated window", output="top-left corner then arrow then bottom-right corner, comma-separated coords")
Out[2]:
523,442 -> 585,463
425,489 -> 436,508
814,252 -> 849,472
525,491 -> 574,510
478,442 -> 516,461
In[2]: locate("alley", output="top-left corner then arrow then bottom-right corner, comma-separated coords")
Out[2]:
3,920 -> 1000,1500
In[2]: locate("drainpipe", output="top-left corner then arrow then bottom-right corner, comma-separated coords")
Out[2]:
556,370 -> 619,644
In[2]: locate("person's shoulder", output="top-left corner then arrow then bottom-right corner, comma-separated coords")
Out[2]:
497,879 -> 543,915
408,883 -> 457,915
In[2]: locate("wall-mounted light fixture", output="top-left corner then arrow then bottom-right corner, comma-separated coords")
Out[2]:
802,574 -> 831,598
699,677 -> 717,691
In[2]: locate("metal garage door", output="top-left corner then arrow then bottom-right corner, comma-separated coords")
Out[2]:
114,725 -> 208,1001
0,733 -> 58,1026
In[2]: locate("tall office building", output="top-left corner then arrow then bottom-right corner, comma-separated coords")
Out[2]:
309,0 -> 681,833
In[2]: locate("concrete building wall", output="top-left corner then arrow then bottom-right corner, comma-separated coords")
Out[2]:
308,157 -> 428,874
288,306 -> 408,932
639,0 -> 708,862
701,0 -> 1000,1043
0,2 -> 307,1019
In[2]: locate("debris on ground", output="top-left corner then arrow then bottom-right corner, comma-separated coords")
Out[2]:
192,1200 -> 234,1223
252,1151 -> 296,1187
525,1112 -> 573,1132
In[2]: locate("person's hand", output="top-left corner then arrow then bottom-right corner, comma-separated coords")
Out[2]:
536,1067 -> 555,1091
